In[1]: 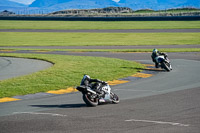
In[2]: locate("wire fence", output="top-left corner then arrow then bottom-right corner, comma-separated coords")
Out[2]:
0,7 -> 200,16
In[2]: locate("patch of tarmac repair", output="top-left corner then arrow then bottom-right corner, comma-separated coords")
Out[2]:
0,62 -> 159,103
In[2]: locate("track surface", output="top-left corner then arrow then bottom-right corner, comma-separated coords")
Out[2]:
0,28 -> 200,132
0,50 -> 200,133
0,57 -> 52,80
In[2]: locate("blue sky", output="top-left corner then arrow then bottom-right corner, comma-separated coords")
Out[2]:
9,0 -> 120,5
9,0 -> 34,4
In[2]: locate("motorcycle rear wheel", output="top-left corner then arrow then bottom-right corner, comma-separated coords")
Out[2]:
83,93 -> 98,107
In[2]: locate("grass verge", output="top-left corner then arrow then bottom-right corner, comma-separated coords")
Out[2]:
61,48 -> 200,52
0,53 -> 144,98
0,21 -> 200,29
0,32 -> 199,46
1,48 -> 200,53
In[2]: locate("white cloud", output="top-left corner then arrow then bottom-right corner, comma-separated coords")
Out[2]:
112,0 -> 120,2
9,0 -> 35,5
9,0 -> 120,5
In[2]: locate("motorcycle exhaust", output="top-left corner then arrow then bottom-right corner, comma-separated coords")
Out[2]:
86,88 -> 97,94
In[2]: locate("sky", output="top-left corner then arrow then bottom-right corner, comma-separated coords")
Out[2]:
9,0 -> 35,5
9,0 -> 120,5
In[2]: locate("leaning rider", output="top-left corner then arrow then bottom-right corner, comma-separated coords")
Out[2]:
80,74 -> 105,97
151,48 -> 167,68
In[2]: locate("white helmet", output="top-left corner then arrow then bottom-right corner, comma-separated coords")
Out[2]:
153,48 -> 158,54
83,74 -> 90,80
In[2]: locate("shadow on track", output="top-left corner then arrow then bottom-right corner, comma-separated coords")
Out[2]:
143,68 -> 166,72
31,103 -> 87,109
121,66 -> 167,72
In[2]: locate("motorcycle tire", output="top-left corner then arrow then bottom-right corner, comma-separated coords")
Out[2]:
161,62 -> 171,72
83,93 -> 98,107
110,92 -> 120,104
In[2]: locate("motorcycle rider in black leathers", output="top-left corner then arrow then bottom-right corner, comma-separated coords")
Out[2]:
80,75 -> 105,97
151,48 -> 167,68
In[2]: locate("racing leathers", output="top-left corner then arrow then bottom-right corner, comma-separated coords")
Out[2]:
151,50 -> 167,68
80,75 -> 105,97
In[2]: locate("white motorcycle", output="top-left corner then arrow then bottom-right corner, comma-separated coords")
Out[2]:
155,55 -> 172,72
76,82 -> 120,107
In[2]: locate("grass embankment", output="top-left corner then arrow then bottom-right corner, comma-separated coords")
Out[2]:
0,21 -> 200,29
0,53 -> 144,98
0,32 -> 199,46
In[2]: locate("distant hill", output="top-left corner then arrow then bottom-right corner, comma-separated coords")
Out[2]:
118,0 -> 157,10
29,0 -> 66,7
0,0 -> 200,14
0,0 -> 26,7
118,0 -> 200,10
29,0 -> 200,10
185,0 -> 200,7
51,7 -> 133,15
29,0 -> 118,9
0,0 -> 26,12
0,10 -> 15,15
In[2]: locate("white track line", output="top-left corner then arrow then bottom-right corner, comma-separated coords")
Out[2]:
13,112 -> 67,117
125,119 -> 189,127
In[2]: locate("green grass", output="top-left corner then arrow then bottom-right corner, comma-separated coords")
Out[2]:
35,48 -> 200,52
0,32 -> 199,46
2,48 -> 200,53
0,20 -> 199,98
0,20 -> 200,29
0,53 -> 144,98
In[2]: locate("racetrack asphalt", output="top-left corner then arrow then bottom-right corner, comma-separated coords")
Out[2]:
0,49 -> 200,133
0,28 -> 200,132
0,57 -> 52,80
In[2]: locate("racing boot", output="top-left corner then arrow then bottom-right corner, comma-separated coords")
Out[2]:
155,62 -> 159,68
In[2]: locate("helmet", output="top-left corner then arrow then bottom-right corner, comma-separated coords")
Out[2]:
80,74 -> 91,85
83,74 -> 90,80
153,48 -> 158,54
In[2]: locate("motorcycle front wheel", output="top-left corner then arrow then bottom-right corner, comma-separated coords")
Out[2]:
161,62 -> 171,72
110,92 -> 120,104
83,93 -> 98,107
